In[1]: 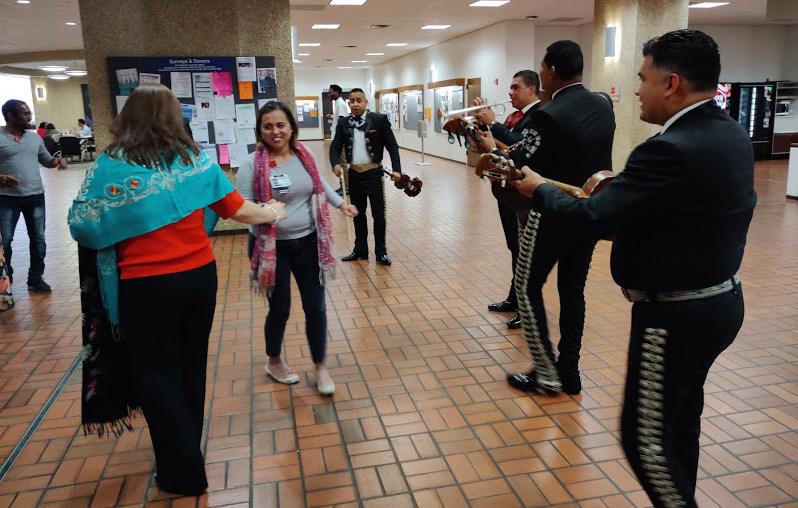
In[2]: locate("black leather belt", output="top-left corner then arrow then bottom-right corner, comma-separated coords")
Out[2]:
621,274 -> 740,303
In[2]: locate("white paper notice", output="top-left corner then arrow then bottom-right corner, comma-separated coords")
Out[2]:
235,104 -> 257,128
235,57 -> 257,82
236,125 -> 256,146
196,97 -> 215,121
115,95 -> 128,113
228,142 -> 250,168
214,95 -> 236,120
189,121 -> 209,144
214,119 -> 237,144
139,73 -> 161,84
170,72 -> 192,98
258,98 -> 277,110
193,73 -> 213,98
201,144 -> 218,165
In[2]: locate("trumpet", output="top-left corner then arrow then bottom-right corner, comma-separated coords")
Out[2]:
438,100 -> 511,123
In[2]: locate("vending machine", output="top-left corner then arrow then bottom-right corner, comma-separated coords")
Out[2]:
729,82 -> 776,160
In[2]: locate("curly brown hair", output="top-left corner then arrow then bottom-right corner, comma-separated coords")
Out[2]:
106,84 -> 199,169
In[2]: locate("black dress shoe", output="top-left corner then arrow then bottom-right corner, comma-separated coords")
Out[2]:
377,254 -> 392,266
506,313 -> 521,329
556,362 -> 582,395
506,370 -> 561,396
488,300 -> 517,312
342,252 -> 368,261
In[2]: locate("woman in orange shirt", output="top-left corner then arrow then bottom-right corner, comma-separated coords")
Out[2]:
69,85 -> 283,496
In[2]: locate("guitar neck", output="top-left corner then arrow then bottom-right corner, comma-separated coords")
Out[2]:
544,179 -> 586,199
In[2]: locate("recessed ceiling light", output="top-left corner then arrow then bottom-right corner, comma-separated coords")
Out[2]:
421,25 -> 451,30
64,70 -> 87,76
688,2 -> 729,7
352,60 -> 367,63
366,52 -> 385,56
39,65 -> 68,71
469,0 -> 510,6
299,43 -> 321,46
65,22 -> 77,26
48,75 -> 70,80
329,0 -> 367,4
293,60 -> 303,63
338,66 -> 352,69
386,43 -> 408,47
312,24 -> 340,29
16,0 -> 30,4
298,53 -> 310,56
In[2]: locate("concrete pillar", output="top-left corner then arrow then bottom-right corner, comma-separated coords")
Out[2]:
78,0 -> 295,152
591,0 -> 688,170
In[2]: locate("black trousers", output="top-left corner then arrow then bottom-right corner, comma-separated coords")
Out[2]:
497,201 -> 519,306
119,261 -> 217,493
515,213 -> 596,385
621,283 -> 743,508
348,167 -> 386,257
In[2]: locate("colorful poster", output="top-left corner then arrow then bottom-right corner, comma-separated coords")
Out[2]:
116,68 -> 139,96
211,72 -> 233,97
218,144 -> 230,164
257,68 -> 277,94
239,81 -> 254,100
139,73 -> 161,84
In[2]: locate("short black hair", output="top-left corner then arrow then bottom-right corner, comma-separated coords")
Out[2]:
39,122 -> 47,128
330,84 -> 342,94
46,123 -> 55,129
349,88 -> 366,96
642,29 -> 720,93
78,119 -> 86,125
543,40 -> 583,81
2,99 -> 26,121
513,70 -> 541,91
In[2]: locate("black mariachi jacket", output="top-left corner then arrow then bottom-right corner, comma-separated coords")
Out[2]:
329,111 -> 402,174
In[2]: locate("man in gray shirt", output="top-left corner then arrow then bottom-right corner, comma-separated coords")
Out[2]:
0,100 -> 67,292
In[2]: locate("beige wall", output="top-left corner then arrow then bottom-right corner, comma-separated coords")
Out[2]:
592,0 -> 689,171
29,76 -> 89,134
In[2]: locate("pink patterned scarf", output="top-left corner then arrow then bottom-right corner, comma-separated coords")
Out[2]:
251,143 -> 336,296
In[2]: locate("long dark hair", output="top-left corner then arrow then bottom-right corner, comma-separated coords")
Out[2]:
255,101 -> 298,153
106,85 -> 199,169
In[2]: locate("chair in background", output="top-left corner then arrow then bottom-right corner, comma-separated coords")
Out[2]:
59,136 -> 82,162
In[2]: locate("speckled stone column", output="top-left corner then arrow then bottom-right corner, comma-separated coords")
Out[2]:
78,0 -> 294,231
591,0 -> 688,171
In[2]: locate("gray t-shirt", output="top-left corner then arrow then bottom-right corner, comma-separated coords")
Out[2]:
0,128 -> 54,197
236,150 -> 343,240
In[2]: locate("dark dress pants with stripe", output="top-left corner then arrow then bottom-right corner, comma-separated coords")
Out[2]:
621,283 -> 744,508
348,168 -> 386,257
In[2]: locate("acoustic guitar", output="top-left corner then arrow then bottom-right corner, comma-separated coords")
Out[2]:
475,152 -> 615,199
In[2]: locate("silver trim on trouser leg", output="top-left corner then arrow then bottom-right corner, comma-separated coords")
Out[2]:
637,327 -> 686,508
514,211 -> 561,392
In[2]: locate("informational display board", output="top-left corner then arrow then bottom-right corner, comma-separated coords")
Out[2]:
402,90 -> 423,132
295,97 -> 320,129
379,93 -> 399,131
106,56 -> 278,168
433,85 -> 464,134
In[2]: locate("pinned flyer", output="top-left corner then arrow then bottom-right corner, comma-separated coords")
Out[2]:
211,72 -> 233,97
218,144 -> 230,165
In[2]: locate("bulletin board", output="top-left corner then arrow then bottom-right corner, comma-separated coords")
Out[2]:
295,96 -> 320,129
106,56 -> 278,168
399,85 -> 424,132
429,79 -> 465,134
376,88 -> 399,131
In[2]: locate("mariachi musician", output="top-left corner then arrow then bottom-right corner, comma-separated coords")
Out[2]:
330,88 -> 402,266
479,41 -> 615,396
474,70 -> 543,330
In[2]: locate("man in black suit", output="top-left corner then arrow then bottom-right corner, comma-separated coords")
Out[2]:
482,41 -> 615,396
473,70 -> 542,330
330,88 -> 402,266
513,30 -> 756,508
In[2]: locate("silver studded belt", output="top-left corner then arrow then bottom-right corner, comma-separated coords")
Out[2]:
622,274 -> 740,303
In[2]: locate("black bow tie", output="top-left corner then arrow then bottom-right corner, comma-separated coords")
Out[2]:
348,115 -> 367,131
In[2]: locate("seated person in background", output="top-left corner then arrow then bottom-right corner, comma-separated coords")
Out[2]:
78,119 -> 91,137
37,122 -> 47,139
43,124 -> 61,156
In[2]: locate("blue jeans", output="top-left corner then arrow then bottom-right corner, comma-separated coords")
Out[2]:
0,194 -> 46,282
253,232 -> 327,364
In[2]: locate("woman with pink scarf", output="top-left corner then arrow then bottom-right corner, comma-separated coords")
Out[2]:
237,101 -> 357,395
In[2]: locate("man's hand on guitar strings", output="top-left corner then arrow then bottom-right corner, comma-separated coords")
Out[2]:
510,166 -> 546,197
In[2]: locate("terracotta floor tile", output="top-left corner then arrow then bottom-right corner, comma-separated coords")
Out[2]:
0,154 -> 794,507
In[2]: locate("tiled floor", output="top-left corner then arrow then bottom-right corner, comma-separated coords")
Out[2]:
0,142 -> 795,508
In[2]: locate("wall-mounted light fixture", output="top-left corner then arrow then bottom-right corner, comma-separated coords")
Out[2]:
605,26 -> 618,60
36,86 -> 46,99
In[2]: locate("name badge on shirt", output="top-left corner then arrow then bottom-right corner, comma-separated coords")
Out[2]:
270,174 -> 292,194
